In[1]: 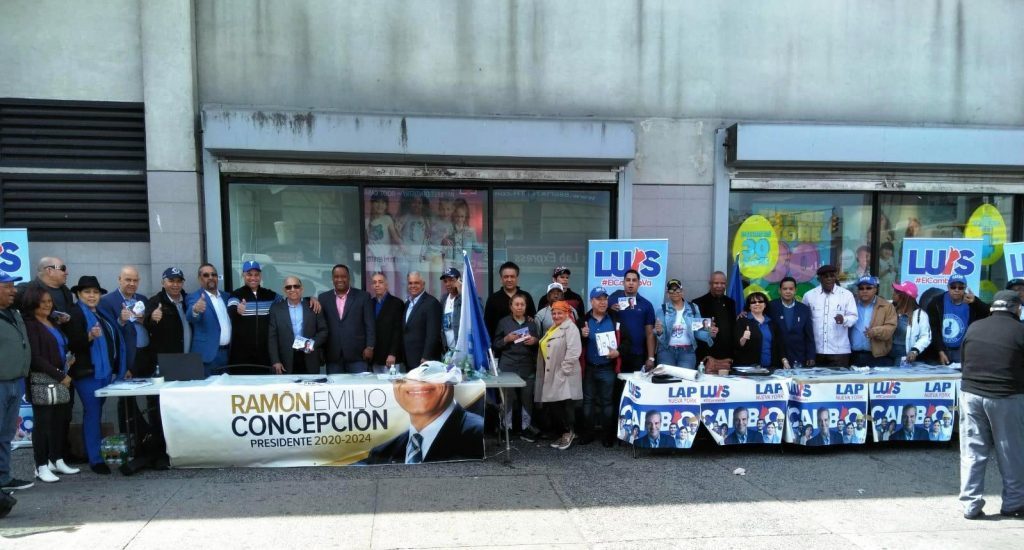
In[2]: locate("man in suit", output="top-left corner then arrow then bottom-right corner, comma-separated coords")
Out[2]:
635,410 -> 676,448
767,277 -> 816,367
186,263 -> 232,376
317,264 -> 375,374
724,407 -> 764,444
145,267 -> 191,356
807,407 -> 843,446
890,405 -> 930,441
365,362 -> 484,464
99,265 -> 152,376
402,271 -> 442,367
369,272 -> 404,372
268,276 -> 328,375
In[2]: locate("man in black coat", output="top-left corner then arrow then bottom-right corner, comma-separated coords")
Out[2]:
227,261 -> 280,367
318,264 -> 376,374
144,267 -> 191,356
693,271 -> 733,364
923,274 -> 988,365
402,271 -> 442,367
267,276 -> 328,375
369,272 -> 405,372
15,256 -> 74,318
364,363 -> 484,464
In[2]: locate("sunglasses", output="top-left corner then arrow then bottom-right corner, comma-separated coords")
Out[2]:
200,272 -> 218,278
857,286 -> 875,290
284,284 -> 302,290
46,264 -> 67,272
749,300 -> 766,304
949,285 -> 966,290
668,287 -> 682,292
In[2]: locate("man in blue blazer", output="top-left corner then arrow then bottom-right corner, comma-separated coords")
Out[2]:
98,266 -> 152,376
401,271 -> 442,368
767,277 -> 817,367
317,264 -> 375,374
889,405 -> 930,441
723,407 -> 765,444
185,263 -> 233,376
807,407 -> 843,446
635,410 -> 677,448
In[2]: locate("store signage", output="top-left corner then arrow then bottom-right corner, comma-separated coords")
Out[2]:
731,215 -> 780,279
1002,242 -> 1024,280
0,228 -> 31,281
900,238 -> 982,295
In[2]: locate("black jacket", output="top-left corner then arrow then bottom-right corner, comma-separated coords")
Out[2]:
693,293 -> 736,361
734,316 -> 786,370
145,290 -> 188,356
228,285 -> 279,365
484,288 -> 536,339
66,306 -> 122,380
371,293 -> 405,366
961,310 -> 1024,397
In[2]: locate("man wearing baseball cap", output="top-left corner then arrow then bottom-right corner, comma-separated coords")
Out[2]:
1007,278 -> 1024,323
579,285 -> 626,446
923,274 -> 988,365
145,267 -> 192,357
538,266 -> 585,323
849,276 -> 896,366
958,290 -> 1024,519
227,260 -> 281,367
802,265 -> 858,368
440,267 -> 465,354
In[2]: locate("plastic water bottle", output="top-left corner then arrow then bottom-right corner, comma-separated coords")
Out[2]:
697,362 -> 705,377
388,364 -> 397,378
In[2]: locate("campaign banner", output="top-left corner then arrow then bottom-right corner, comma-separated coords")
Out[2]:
869,378 -> 956,443
162,378 -> 486,467
899,238 -> 983,299
589,239 -> 669,311
700,376 -> 788,445
13,390 -> 32,450
1003,241 -> 1024,281
617,377 -> 701,449
0,228 -> 32,282
786,379 -> 869,446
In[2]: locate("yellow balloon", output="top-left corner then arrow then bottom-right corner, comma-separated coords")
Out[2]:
731,215 -> 780,279
964,203 -> 1007,266
744,283 -> 767,298
979,279 -> 999,303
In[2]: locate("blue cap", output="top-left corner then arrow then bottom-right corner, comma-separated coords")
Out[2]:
242,260 -> 262,273
162,267 -> 185,280
855,276 -> 879,287
439,267 -> 461,280
1007,278 -> 1024,289
947,274 -> 967,287
0,271 -> 23,283
589,285 -> 609,299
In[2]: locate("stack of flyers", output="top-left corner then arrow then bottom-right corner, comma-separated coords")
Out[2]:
595,331 -> 617,356
511,326 -> 531,344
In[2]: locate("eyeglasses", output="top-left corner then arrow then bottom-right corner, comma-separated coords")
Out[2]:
284,284 -> 302,290
45,265 -> 67,272
200,272 -> 218,278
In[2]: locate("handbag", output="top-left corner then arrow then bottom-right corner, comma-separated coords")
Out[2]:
703,356 -> 734,375
30,372 -> 71,406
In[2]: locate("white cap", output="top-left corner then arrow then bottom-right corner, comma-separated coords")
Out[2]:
546,282 -> 565,293
405,361 -> 462,385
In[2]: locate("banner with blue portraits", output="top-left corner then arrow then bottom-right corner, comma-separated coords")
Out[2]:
700,375 -> 787,445
869,378 -> 956,443
617,377 -> 701,449
785,379 -> 869,446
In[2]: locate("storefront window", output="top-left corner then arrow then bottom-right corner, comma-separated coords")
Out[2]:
492,189 -> 612,299
227,183 -> 362,295
728,192 -> 872,299
878,194 -> 1013,301
364,187 -> 488,301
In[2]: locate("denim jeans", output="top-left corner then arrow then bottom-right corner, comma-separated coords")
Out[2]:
0,378 -> 23,484
656,347 -> 697,369
583,364 -> 616,435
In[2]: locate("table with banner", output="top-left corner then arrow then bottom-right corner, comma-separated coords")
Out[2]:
97,372 -> 524,467
617,365 -> 961,450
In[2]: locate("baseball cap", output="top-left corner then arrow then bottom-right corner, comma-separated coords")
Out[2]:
947,274 -> 967,287
0,271 -> 23,284
589,285 -> 609,299
891,280 -> 918,300
1006,278 -> 1024,290
666,278 -> 682,290
990,290 -> 1022,312
162,267 -> 185,280
440,267 -> 461,280
405,360 -> 462,385
546,282 -> 564,293
242,260 -> 262,273
855,276 -> 879,287
816,264 -> 838,275
552,266 -> 571,277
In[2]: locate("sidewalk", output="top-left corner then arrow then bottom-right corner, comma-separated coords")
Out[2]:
1,439 -> 1019,549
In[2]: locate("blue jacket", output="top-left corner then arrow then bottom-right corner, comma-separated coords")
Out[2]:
98,289 -> 149,375
186,289 -> 232,363
655,300 -> 713,353
766,299 -> 816,364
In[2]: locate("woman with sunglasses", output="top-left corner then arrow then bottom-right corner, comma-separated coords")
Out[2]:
888,281 -> 931,366
653,279 -> 712,369
734,292 -> 788,371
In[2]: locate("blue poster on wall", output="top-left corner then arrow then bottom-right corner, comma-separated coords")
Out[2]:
587,239 -> 669,311
0,228 -> 31,282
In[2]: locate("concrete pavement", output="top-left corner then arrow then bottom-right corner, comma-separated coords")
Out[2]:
1,438 -> 1020,549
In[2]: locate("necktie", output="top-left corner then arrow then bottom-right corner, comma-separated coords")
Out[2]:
408,433 -> 424,464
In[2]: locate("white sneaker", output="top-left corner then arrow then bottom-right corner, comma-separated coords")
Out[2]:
35,465 -> 60,483
50,460 -> 80,475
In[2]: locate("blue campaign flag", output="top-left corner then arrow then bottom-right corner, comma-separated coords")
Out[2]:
454,251 -> 496,374
727,255 -> 744,317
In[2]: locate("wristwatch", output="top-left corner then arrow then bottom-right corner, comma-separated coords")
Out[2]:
647,357 -> 655,362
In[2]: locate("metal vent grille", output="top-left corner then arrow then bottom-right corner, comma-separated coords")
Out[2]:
0,99 -> 146,169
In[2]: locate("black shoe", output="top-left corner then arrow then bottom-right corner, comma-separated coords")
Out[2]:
0,491 -> 15,519
964,509 -> 986,520
0,478 -> 34,491
577,434 -> 595,445
90,463 -> 112,475
1000,508 -> 1024,519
